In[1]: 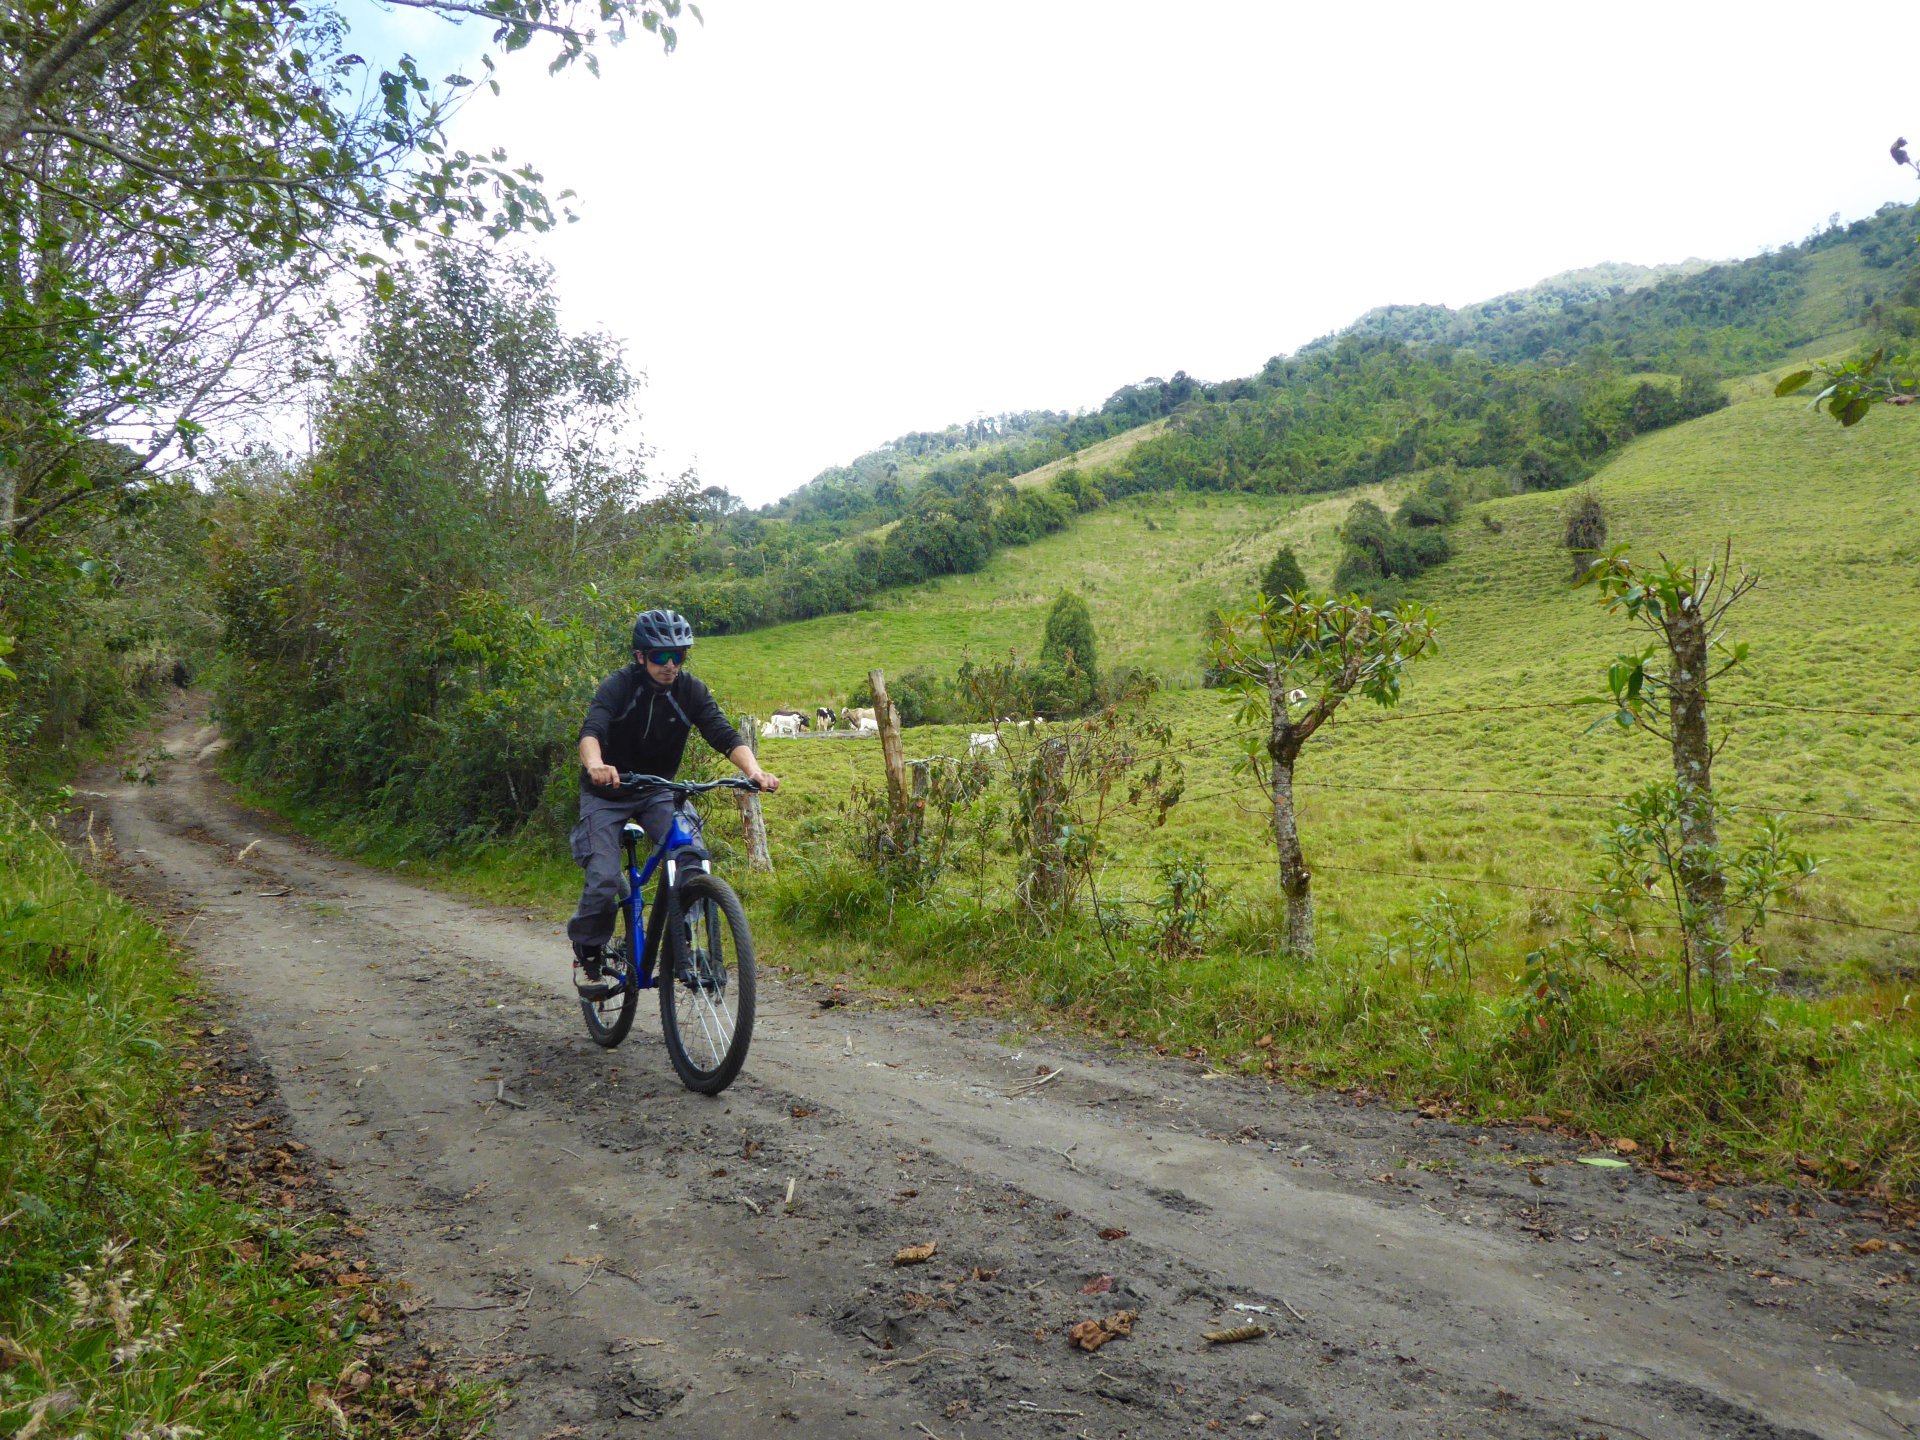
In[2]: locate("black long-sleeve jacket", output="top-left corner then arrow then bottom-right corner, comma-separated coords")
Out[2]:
578,665 -> 743,795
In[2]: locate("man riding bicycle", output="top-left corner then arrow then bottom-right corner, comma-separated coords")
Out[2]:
570,608 -> 779,993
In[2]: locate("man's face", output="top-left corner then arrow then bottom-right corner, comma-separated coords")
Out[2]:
638,648 -> 685,685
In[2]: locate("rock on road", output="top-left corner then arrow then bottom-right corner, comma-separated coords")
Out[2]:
85,704 -> 1919,1439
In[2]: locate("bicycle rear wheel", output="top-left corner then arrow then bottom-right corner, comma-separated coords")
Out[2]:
659,871 -> 756,1094
579,901 -> 639,1048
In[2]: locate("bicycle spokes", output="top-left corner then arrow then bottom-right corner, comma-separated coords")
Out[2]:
670,898 -> 737,1067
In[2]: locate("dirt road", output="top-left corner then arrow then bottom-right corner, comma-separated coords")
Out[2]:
86,705 -> 1918,1439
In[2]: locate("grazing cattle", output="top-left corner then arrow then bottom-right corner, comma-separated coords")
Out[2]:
968,732 -> 999,756
771,707 -> 810,730
844,706 -> 877,729
854,716 -> 880,736
763,713 -> 802,738
816,706 -> 837,731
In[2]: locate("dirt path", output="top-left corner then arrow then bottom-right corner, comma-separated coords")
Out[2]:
85,703 -> 1917,1439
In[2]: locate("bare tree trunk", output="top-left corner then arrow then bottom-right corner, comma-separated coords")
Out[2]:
1272,753 -> 1314,960
0,452 -> 15,537
1665,605 -> 1730,1009
1263,666 -> 1320,961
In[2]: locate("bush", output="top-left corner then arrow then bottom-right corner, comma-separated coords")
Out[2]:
1259,544 -> 1307,600
1562,490 -> 1608,582
1039,591 -> 1098,709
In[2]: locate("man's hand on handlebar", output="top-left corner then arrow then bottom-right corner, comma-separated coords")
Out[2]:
587,762 -> 621,789
748,768 -> 781,794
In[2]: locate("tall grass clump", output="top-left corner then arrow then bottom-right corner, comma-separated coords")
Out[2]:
0,809 -> 486,1435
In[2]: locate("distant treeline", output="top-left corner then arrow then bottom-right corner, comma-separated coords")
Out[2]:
673,352 -> 1723,632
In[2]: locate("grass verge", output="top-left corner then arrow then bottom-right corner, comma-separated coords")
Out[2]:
0,802 -> 493,1437
754,855 -> 1920,1202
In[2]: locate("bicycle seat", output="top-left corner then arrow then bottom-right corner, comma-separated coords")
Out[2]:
620,820 -> 644,840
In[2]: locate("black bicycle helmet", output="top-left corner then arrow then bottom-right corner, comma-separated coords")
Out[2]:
632,608 -> 696,652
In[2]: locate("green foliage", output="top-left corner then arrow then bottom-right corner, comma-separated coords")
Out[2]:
1385,889 -> 1494,989
1332,494 -> 1454,599
1039,590 -> 1098,706
212,248 -> 691,847
1580,784 -> 1817,1023
1,479 -> 217,785
0,0 -> 681,551
1775,347 -> 1919,425
1259,544 -> 1306,600
1579,543 -> 1754,736
1150,850 -> 1216,958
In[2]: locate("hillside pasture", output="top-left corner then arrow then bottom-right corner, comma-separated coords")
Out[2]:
720,392 -> 1920,983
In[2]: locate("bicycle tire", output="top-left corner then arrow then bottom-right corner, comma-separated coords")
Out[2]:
659,871 -> 756,1094
579,899 -> 639,1048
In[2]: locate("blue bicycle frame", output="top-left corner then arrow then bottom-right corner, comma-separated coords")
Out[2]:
614,799 -> 710,991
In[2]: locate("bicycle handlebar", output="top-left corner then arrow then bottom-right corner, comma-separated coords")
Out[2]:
615,771 -> 764,796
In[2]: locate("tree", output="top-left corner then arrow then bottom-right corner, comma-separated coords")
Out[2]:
1209,593 -> 1440,959
0,0 -> 689,540
1259,544 -> 1306,601
212,246 -> 691,839
1579,541 -> 1757,1002
1039,590 -> 1098,707
1562,490 -> 1607,582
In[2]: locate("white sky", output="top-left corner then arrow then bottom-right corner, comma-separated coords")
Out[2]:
345,0 -> 1917,506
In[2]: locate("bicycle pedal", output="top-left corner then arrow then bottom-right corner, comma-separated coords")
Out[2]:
576,978 -> 620,1001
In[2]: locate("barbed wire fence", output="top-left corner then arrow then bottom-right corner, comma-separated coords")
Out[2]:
860,676 -> 1920,945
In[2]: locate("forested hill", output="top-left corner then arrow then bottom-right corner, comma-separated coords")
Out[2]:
671,200 -> 1917,636
1309,204 -> 1915,367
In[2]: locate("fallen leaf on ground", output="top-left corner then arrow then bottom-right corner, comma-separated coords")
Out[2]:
1079,1274 -> 1113,1295
1576,1157 -> 1629,1169
1067,1308 -> 1138,1353
893,1241 -> 937,1266
1202,1323 -> 1269,1345
1097,1227 -> 1129,1241
1853,1238 -> 1887,1255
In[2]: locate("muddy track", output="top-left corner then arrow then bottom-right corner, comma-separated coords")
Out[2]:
85,702 -> 1918,1439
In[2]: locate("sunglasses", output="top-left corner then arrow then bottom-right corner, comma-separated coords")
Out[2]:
646,649 -> 687,667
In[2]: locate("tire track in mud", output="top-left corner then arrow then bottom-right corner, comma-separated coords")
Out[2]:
82,702 -> 1919,1439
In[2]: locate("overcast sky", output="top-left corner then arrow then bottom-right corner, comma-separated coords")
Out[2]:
347,1 -> 1917,506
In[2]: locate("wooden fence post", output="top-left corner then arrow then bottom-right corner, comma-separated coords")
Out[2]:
1026,735 -> 1069,911
734,713 -> 773,873
869,669 -> 908,817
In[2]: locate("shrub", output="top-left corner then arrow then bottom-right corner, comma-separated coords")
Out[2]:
1562,490 -> 1608,582
1039,591 -> 1098,708
1259,544 -> 1307,601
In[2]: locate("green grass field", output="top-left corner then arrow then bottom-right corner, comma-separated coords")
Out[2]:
704,388 -> 1920,979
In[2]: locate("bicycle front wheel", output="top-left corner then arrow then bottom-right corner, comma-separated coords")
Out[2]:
580,900 -> 639,1049
660,871 -> 756,1094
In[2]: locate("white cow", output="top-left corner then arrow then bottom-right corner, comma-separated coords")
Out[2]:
855,716 -> 880,737
763,713 -> 802,738
844,706 -> 877,729
968,732 -> 999,756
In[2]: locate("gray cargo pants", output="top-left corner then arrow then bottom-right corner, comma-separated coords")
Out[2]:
566,786 -> 700,951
